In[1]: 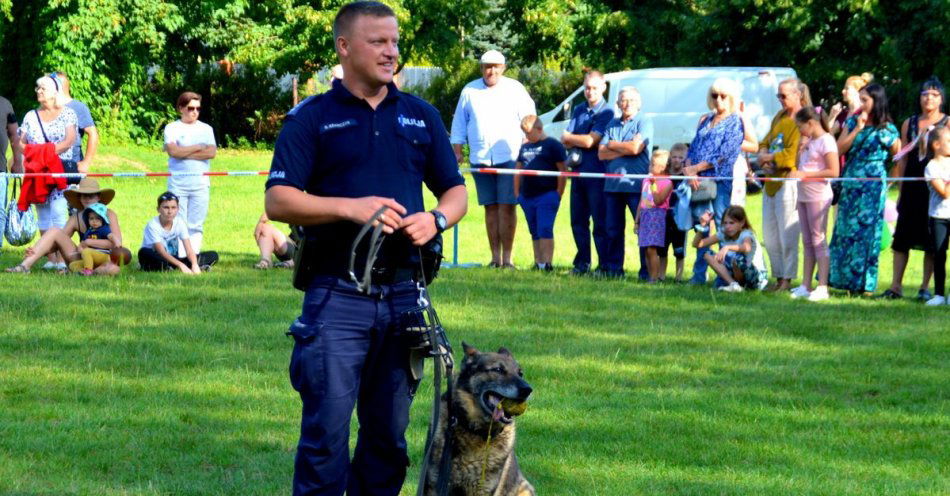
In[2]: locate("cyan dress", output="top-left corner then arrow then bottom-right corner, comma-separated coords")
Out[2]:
829,116 -> 899,292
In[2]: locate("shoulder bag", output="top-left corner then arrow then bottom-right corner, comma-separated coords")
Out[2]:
34,109 -> 80,185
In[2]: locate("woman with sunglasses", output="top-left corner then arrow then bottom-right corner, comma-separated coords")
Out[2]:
162,91 -> 217,256
756,78 -> 810,292
683,78 -> 746,284
879,77 -> 948,301
17,74 -> 78,270
830,83 -> 901,295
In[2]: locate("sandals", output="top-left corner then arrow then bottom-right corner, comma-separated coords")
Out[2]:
876,289 -> 903,300
6,264 -> 30,274
254,259 -> 272,270
274,260 -> 294,269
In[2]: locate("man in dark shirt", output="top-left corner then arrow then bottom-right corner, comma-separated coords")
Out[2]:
561,71 -> 613,274
264,3 -> 467,495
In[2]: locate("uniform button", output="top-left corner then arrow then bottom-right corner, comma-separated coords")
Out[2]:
375,131 -> 380,136
413,139 -> 418,144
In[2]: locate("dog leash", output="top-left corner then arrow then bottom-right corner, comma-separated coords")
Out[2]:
348,206 -> 389,293
413,246 -> 456,496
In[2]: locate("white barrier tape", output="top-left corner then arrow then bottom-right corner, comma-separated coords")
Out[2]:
463,167 -> 930,183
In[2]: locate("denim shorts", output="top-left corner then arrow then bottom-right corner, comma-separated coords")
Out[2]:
519,190 -> 560,240
473,161 -> 517,205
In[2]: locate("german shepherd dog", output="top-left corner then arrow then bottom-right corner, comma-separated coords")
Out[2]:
423,343 -> 535,496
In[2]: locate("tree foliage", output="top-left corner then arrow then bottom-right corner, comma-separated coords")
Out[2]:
0,0 -> 944,145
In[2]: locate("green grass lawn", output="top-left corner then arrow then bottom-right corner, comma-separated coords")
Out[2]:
1,145 -> 947,495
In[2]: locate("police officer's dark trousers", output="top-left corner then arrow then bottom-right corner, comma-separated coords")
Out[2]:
570,177 -> 608,271
287,276 -> 421,496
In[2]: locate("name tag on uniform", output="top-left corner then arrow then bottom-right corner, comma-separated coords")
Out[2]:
320,119 -> 357,133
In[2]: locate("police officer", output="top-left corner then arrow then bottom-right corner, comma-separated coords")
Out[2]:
264,3 -> 468,495
560,70 -> 613,275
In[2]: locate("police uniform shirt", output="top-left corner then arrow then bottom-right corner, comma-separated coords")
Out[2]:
602,114 -> 653,194
565,100 -> 613,173
266,80 -> 464,274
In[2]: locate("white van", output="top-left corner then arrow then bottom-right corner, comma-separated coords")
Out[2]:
540,67 -> 798,150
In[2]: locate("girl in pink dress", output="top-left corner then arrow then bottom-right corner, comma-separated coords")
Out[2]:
637,150 -> 674,282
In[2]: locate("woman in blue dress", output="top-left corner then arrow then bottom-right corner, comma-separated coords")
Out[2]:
683,78 -> 746,283
830,84 -> 901,293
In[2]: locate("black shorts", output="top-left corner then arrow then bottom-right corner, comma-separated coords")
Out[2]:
662,209 -> 686,259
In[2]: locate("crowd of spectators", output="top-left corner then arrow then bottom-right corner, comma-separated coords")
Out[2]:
2,60 -> 949,305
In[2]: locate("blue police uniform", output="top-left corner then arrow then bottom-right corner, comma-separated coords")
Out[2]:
602,114 -> 653,277
565,100 -> 613,272
266,79 -> 464,496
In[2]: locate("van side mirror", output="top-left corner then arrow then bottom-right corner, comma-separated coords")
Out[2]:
562,102 -> 572,121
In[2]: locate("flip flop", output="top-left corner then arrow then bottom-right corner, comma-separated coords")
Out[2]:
6,264 -> 30,274
254,259 -> 271,270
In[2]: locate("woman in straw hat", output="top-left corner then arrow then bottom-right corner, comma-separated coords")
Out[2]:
6,178 -> 127,274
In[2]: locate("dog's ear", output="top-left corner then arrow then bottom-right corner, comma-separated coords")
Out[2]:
462,342 -> 479,357
497,347 -> 512,357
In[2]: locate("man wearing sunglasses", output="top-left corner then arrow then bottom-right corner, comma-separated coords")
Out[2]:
162,91 -> 217,255
265,2 -> 467,494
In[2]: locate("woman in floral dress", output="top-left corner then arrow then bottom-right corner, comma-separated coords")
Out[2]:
830,84 -> 901,293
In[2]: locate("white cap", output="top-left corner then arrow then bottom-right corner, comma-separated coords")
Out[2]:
479,50 -> 506,65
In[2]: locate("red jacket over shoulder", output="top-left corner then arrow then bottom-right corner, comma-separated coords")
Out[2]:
19,143 -> 66,211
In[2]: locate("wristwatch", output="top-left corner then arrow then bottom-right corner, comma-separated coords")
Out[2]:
430,209 -> 448,233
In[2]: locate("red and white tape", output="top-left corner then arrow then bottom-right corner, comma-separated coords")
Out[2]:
0,168 -> 933,182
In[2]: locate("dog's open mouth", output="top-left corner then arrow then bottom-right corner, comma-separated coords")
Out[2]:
481,391 -> 527,424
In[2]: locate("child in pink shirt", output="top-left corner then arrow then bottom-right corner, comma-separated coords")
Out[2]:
789,107 -> 840,301
637,149 -> 674,282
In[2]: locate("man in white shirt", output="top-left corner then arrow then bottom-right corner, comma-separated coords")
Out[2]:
450,50 -> 536,268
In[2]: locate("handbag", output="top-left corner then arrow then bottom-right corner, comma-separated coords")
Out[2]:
34,109 -> 80,185
689,179 -> 718,203
4,178 -> 38,246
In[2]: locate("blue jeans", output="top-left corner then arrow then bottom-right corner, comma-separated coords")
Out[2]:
287,277 -> 422,496
691,180 -> 733,283
569,177 -> 608,269
604,191 -> 648,278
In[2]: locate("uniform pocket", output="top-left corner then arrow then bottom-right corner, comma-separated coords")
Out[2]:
287,319 -> 326,395
395,125 -> 431,176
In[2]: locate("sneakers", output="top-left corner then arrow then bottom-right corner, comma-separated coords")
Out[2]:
79,269 -> 94,276
790,285 -> 811,299
925,295 -> 947,306
807,286 -> 830,301
41,261 -> 68,271
718,282 -> 743,293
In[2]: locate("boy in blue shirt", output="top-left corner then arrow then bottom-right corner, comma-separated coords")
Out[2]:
514,115 -> 567,270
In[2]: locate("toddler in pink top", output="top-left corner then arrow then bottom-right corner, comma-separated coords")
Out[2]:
637,149 -> 674,282
789,107 -> 840,301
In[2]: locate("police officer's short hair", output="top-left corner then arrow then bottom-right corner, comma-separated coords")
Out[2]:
333,1 -> 397,39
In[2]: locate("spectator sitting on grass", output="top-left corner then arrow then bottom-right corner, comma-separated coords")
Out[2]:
67,203 -> 117,275
138,191 -> 218,274
692,206 -> 768,292
6,178 -> 124,275
253,212 -> 296,269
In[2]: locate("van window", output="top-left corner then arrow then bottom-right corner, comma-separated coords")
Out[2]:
621,78 -> 708,113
